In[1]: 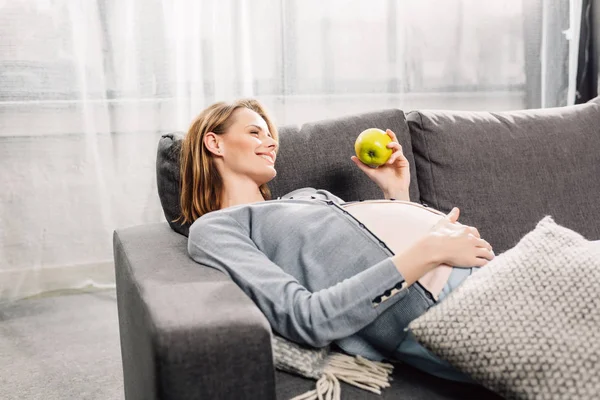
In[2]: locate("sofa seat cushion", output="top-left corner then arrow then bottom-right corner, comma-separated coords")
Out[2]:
275,362 -> 504,399
407,99 -> 600,254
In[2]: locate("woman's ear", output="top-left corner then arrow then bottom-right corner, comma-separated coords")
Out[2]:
204,132 -> 222,156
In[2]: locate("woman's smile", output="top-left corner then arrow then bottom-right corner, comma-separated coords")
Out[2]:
258,153 -> 275,164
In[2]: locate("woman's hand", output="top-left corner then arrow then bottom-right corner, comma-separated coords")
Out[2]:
350,129 -> 410,196
426,207 -> 495,268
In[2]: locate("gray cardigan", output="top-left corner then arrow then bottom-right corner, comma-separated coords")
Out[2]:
188,187 -> 438,361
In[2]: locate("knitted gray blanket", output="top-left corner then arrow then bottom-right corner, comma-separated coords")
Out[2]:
272,333 -> 394,400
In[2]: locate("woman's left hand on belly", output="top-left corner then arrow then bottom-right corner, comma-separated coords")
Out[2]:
350,129 -> 411,195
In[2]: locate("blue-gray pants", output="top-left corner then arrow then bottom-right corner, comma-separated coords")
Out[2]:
392,267 -> 480,384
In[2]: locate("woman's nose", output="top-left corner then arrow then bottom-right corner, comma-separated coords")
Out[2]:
266,137 -> 277,149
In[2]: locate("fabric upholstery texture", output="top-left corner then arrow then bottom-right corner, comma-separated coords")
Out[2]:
156,132 -> 188,236
267,109 -> 420,202
409,215 -> 600,399
276,366 -> 503,399
114,223 -> 276,400
407,100 -> 600,255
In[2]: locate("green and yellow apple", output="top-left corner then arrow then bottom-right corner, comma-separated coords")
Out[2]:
354,128 -> 393,168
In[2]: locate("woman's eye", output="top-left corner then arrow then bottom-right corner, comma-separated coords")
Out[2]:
251,131 -> 259,135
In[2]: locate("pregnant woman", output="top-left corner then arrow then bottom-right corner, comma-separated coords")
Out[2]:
179,99 -> 496,384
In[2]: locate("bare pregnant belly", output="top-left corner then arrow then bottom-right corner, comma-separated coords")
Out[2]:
340,200 -> 454,300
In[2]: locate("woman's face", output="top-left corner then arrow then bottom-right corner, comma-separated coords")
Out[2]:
215,107 -> 278,186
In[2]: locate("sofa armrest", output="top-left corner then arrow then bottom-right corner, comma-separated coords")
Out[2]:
113,223 -> 276,400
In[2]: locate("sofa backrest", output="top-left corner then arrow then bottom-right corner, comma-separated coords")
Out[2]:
407,99 -> 600,254
156,109 -> 419,236
268,109 -> 419,202
158,100 -> 600,255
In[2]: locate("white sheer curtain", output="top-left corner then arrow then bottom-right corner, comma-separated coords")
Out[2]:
0,0 -> 578,301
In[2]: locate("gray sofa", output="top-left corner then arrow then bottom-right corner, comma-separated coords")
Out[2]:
114,97 -> 600,400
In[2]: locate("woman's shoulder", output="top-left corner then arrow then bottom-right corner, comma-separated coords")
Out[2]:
189,188 -> 346,238
189,210 -> 239,237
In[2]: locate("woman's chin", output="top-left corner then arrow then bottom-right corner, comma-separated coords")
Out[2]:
252,167 -> 277,185
263,169 -> 277,184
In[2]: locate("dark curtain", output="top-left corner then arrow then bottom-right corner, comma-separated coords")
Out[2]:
576,0 -> 599,103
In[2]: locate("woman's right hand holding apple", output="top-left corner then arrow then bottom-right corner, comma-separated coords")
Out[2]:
426,207 -> 495,268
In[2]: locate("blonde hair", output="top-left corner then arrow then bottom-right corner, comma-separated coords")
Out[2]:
177,98 -> 279,225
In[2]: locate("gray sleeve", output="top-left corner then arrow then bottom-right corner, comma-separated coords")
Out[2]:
188,214 -> 409,348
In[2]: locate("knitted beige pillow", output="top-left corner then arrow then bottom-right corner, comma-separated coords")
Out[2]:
409,216 -> 600,399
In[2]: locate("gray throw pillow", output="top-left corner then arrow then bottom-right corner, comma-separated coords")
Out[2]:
408,215 -> 600,399
156,132 -> 189,237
